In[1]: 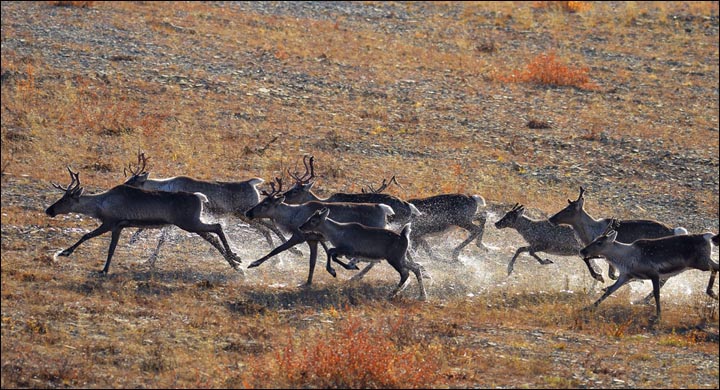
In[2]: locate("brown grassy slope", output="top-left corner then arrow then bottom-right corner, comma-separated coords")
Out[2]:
2,1 -> 719,388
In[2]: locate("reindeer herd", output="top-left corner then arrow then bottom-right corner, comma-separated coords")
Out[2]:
45,153 -> 719,321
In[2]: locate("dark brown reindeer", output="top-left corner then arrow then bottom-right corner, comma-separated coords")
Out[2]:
45,167 -> 241,275
580,226 -> 719,321
280,156 -> 421,226
122,151 -> 289,262
299,207 -> 427,301
494,203 -> 585,277
244,177 -> 395,285
549,186 -> 688,284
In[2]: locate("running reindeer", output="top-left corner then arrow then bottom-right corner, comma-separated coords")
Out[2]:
549,186 -> 688,296
299,207 -> 427,300
45,167 -> 241,275
122,151 -> 289,263
494,203 -> 585,277
245,177 -> 395,285
580,223 -> 718,321
360,175 -> 488,262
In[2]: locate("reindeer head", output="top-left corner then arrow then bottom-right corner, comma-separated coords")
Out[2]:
494,203 -> 525,229
298,207 -> 330,235
579,227 -> 618,259
123,150 -> 150,187
46,167 -> 84,217
548,186 -> 586,226
245,177 -> 285,219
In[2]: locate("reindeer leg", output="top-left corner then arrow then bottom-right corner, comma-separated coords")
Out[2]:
636,278 -> 667,305
239,214 -> 303,256
507,246 -> 530,276
248,231 -> 306,268
350,261 -> 378,281
705,268 -> 718,299
147,227 -> 168,266
404,257 -> 427,301
387,257 -> 411,300
529,250 -> 554,265
302,240 -> 318,286
320,241 -> 358,271
100,226 -> 124,275
451,226 -> 480,261
58,222 -> 113,257
588,274 -> 631,311
473,212 -> 490,251
416,238 -> 442,262
128,228 -> 145,245
580,256 -> 605,283
650,275 -> 662,323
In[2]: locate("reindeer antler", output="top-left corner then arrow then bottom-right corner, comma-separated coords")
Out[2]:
602,218 -> 619,236
287,155 -> 315,185
261,177 -> 284,197
124,150 -> 149,177
51,166 -> 81,193
361,175 -> 403,194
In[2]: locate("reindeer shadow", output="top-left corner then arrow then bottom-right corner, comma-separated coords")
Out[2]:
60,267 -> 239,297
225,282 -> 398,313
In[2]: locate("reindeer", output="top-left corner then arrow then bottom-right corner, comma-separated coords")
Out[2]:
299,208 -> 427,300
45,167 -> 241,275
409,194 -> 488,261
359,176 -> 488,262
549,186 -> 688,284
579,227 -> 719,321
244,178 -> 395,285
494,203 -> 587,278
280,156 -> 420,226
122,151 -> 289,263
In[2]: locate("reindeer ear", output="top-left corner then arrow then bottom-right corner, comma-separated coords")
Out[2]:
607,230 -> 618,241
72,187 -> 84,198
304,182 -> 314,190
319,207 -> 329,219
276,195 -> 285,203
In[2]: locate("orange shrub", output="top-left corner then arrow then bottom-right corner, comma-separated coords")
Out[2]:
533,1 -> 592,13
497,51 -> 599,90
276,316 -> 439,388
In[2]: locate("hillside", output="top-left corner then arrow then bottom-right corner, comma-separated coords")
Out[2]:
1,2 -> 718,388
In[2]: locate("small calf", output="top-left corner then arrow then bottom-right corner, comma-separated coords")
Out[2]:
494,204 -> 586,278
299,208 -> 427,300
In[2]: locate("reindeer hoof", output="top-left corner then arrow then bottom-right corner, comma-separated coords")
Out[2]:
58,250 -> 72,257
248,260 -> 262,268
327,268 -> 337,278
542,259 -> 554,265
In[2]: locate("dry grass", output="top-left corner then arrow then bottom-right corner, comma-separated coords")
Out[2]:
2,1 -> 718,388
